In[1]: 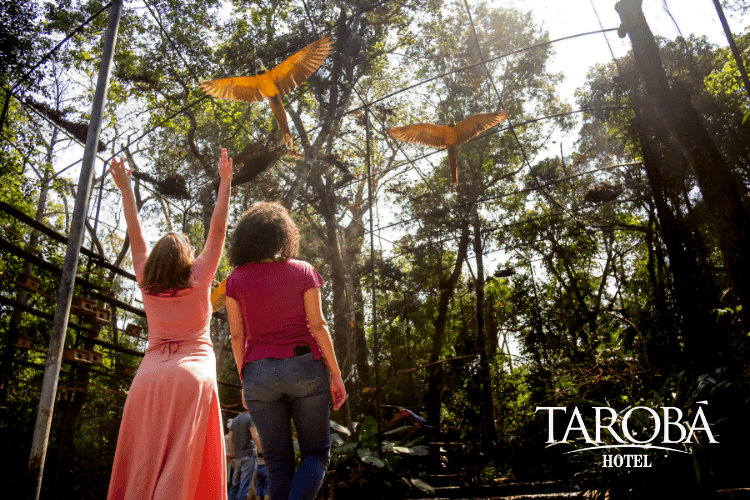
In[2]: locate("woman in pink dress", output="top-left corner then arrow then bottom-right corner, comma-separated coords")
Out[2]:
107,149 -> 232,500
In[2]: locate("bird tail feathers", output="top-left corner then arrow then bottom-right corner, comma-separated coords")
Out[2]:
269,95 -> 294,151
448,146 -> 458,187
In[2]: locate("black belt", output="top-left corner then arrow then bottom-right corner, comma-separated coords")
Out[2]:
293,344 -> 312,357
266,344 -> 312,359
260,344 -> 311,361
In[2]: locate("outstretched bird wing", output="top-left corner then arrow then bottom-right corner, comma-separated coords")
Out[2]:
454,110 -> 508,146
269,36 -> 334,96
198,35 -> 332,102
199,76 -> 266,103
210,279 -> 227,312
388,124 -> 447,148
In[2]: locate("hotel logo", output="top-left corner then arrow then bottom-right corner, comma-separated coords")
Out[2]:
536,402 -> 717,467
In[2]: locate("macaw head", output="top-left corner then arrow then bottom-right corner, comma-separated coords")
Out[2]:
447,115 -> 456,127
254,59 -> 267,75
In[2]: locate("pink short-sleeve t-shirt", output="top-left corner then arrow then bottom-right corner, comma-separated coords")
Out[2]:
225,259 -> 324,373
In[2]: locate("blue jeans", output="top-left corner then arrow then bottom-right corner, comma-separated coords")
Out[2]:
243,354 -> 330,500
229,456 -> 257,500
255,463 -> 269,497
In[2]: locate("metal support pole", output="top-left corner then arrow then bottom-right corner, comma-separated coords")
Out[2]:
712,0 -> 750,103
365,106 -> 382,457
27,2 -> 122,498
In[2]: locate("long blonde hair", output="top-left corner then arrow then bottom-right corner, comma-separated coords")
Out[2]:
140,232 -> 194,294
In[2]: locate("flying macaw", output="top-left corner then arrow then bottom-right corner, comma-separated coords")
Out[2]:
199,36 -> 334,150
388,111 -> 508,186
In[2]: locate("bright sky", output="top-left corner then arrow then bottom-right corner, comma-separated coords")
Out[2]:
513,0 -> 747,104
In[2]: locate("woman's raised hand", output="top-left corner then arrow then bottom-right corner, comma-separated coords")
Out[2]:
109,158 -> 132,192
219,148 -> 233,182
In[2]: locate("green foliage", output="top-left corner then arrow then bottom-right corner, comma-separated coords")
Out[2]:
705,30 -> 750,122
327,417 -> 435,499
0,0 -> 41,81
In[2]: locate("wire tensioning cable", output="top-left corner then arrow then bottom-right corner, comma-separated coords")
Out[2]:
362,161 -> 643,235
462,0 -> 597,249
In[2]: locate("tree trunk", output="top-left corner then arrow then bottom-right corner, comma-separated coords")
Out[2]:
636,114 -> 716,369
426,221 -> 471,427
354,284 -> 371,390
618,0 -> 750,322
471,205 -> 497,446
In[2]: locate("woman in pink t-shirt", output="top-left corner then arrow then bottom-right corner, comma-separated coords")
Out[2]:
225,201 -> 346,500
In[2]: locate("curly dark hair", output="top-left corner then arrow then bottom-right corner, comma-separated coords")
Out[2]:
228,201 -> 300,267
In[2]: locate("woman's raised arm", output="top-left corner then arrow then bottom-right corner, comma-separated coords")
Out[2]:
196,149 -> 233,275
109,158 -> 148,272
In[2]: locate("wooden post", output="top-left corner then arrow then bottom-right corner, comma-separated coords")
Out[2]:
616,0 -> 750,317
27,2 -> 122,498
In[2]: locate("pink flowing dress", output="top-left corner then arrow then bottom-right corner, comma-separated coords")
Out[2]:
108,214 -> 228,499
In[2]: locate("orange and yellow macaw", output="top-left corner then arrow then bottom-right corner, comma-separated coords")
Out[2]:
199,36 -> 334,151
388,111 -> 509,186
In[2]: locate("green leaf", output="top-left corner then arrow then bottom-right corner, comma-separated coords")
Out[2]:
330,420 -> 351,436
403,435 -> 425,447
392,445 -> 429,456
358,416 -> 379,447
357,447 -> 385,468
410,478 -> 434,494
383,425 -> 411,435
331,433 -> 345,447
333,442 -> 358,454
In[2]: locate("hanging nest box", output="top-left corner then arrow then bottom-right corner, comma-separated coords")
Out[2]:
92,306 -> 110,325
378,262 -> 403,282
124,323 -> 144,339
232,140 -> 284,184
584,181 -> 622,203
18,274 -> 41,291
88,350 -> 103,366
25,97 -> 106,152
9,332 -> 34,349
494,268 -> 516,278
63,348 -> 91,364
71,297 -> 96,316
131,171 -> 191,200
115,359 -> 135,377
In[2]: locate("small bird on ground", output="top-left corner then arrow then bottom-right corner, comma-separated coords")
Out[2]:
199,36 -> 334,151
388,111 -> 509,186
